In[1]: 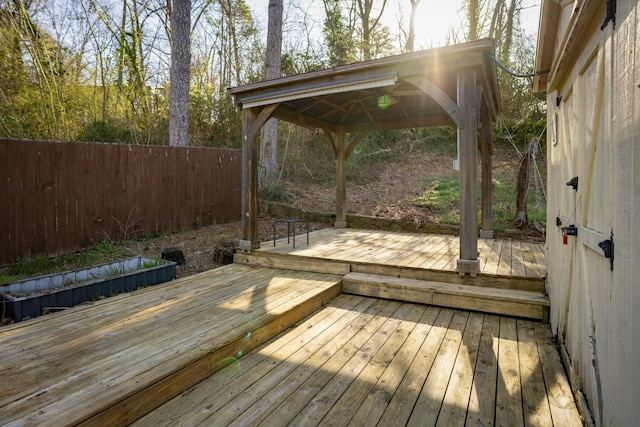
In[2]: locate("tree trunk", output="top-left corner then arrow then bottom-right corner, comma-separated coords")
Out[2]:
514,137 -> 539,228
405,0 -> 420,52
468,0 -> 479,40
501,0 -> 519,61
169,0 -> 191,147
489,0 -> 506,41
118,0 -> 127,91
355,0 -> 387,61
261,0 -> 283,189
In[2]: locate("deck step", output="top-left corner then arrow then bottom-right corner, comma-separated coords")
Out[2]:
342,272 -> 550,321
234,252 -> 351,275
235,252 -> 546,293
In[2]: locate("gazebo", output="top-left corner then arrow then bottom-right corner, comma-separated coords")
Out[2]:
229,38 -> 500,276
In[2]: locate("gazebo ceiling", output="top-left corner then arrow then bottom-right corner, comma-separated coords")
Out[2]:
229,38 -> 500,133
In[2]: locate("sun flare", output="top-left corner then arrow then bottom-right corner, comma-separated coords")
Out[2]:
411,1 -> 461,48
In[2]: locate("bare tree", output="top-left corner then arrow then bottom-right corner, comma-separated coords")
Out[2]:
489,0 -> 506,41
405,0 -> 422,52
354,0 -> 388,60
514,136 -> 539,228
501,0 -> 519,61
261,0 -> 283,190
169,0 -> 191,147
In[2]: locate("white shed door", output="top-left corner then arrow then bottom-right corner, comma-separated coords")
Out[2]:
567,40 -> 612,423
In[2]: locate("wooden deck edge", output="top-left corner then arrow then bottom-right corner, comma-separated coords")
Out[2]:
234,252 -> 351,275
350,263 -> 546,292
342,273 -> 549,321
239,250 -> 546,293
77,280 -> 342,426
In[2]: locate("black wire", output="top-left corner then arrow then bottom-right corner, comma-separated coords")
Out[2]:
489,55 -> 550,78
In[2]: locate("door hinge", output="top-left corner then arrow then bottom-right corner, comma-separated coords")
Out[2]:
598,230 -> 614,271
601,0 -> 616,30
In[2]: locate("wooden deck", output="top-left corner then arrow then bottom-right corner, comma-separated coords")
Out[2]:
0,230 -> 577,426
0,265 -> 342,426
237,228 -> 546,288
236,228 -> 550,321
135,294 -> 581,426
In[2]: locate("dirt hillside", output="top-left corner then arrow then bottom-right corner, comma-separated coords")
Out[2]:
133,149 -> 518,278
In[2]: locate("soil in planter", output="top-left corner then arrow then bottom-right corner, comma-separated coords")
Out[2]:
1,257 -> 175,323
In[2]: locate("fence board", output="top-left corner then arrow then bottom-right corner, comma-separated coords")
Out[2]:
33,142 -> 48,255
124,144 -> 144,240
23,142 -> 38,257
43,141 -> 58,255
60,141 -> 78,255
78,142 -> 91,247
8,142 -> 23,261
0,141 -> 10,260
0,139 -> 242,266
176,148 -> 189,231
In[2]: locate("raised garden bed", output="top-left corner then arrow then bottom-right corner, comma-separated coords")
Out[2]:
0,256 -> 176,322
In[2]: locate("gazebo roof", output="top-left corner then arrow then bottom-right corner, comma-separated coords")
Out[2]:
229,38 -> 500,133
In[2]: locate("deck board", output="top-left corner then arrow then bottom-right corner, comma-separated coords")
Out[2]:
534,323 -> 583,426
496,317 -> 525,426
137,297 -> 581,426
518,319 -> 554,426
287,299 -> 403,426
319,303 -> 424,426
403,234 -> 448,268
346,306 -> 441,426
435,311 -> 484,427
261,229 -> 545,280
496,239 -> 514,276
141,294 -> 368,424
465,313 -> 500,425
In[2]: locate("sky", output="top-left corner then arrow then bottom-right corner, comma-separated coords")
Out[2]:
245,0 -> 541,51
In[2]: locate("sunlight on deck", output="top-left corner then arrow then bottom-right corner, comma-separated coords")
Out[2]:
135,296 -> 581,426
262,228 -> 546,279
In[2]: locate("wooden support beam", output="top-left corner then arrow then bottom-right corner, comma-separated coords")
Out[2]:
335,127 -> 348,228
480,108 -> 494,239
405,76 -> 465,129
346,130 -> 370,157
240,107 -> 261,251
241,103 -> 278,250
337,96 -> 362,125
248,104 -> 279,142
323,128 -> 338,158
456,70 -> 480,275
276,105 -> 336,132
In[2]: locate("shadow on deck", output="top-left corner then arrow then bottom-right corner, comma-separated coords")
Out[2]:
237,228 -> 550,322
0,229 -> 576,426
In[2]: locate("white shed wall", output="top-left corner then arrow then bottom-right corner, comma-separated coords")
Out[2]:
545,1 -> 639,425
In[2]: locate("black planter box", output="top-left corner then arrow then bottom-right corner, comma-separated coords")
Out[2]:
1,256 -> 176,322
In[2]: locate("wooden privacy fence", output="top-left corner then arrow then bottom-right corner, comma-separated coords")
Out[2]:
0,139 -> 242,266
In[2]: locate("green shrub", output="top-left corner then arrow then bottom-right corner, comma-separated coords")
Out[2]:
76,120 -> 136,144
413,177 -> 460,212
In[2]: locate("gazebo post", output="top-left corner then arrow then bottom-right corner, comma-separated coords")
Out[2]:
457,70 -> 480,275
240,107 -> 260,251
480,108 -> 494,239
335,127 -> 348,228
